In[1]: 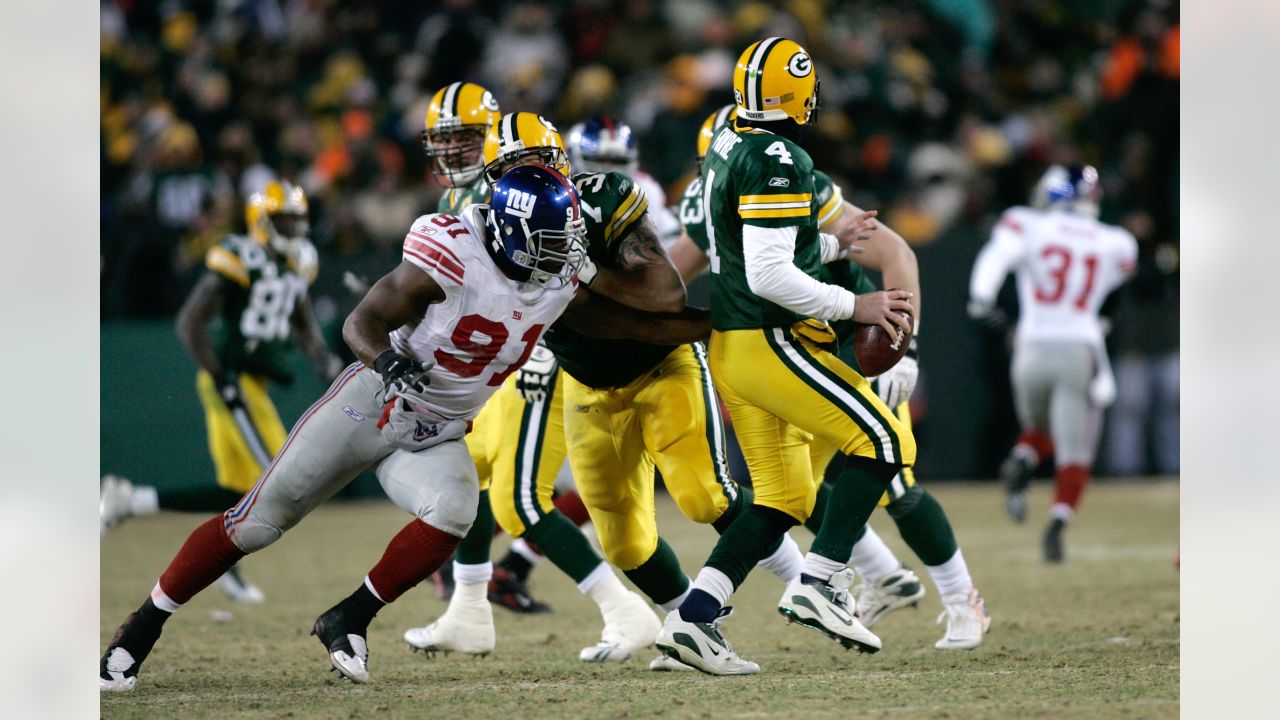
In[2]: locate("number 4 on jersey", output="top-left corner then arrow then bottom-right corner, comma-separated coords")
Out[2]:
764,141 -> 793,165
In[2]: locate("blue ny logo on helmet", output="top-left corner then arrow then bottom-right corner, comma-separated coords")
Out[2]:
1033,164 -> 1102,216
566,116 -> 637,174
487,164 -> 587,288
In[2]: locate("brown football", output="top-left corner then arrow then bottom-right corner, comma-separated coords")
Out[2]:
852,310 -> 913,377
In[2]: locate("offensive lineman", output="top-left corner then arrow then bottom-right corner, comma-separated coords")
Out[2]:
655,38 -> 917,674
99,165 -> 653,690
969,164 -> 1137,562
671,106 -> 990,651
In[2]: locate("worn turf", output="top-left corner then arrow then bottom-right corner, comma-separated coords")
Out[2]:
100,479 -> 1179,719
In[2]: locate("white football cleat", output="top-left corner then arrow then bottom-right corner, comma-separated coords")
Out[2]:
404,595 -> 495,657
580,590 -> 660,662
655,607 -> 759,676
217,568 -> 266,604
647,653 -> 695,671
100,475 -> 134,535
935,588 -> 991,650
99,647 -> 139,692
778,569 -> 881,653
855,566 -> 926,627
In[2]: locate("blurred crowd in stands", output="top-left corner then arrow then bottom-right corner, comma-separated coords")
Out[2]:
100,0 -> 1179,476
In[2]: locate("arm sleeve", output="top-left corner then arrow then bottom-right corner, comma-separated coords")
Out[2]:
744,225 -> 856,321
818,232 -> 845,264
969,213 -> 1027,305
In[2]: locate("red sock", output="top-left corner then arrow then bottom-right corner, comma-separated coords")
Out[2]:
158,515 -> 247,604
1053,464 -> 1091,511
1016,431 -> 1055,464
554,490 -> 591,527
367,519 -> 461,603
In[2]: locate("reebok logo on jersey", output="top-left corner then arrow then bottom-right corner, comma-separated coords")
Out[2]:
768,177 -> 791,188
506,189 -> 538,219
343,406 -> 365,422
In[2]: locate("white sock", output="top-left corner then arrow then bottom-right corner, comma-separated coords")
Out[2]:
689,567 -> 733,607
659,585 -> 692,613
510,538 -> 542,565
801,552 -> 846,582
578,561 -> 619,598
1049,503 -> 1074,522
848,525 -> 900,583
757,532 -> 804,583
131,486 -> 159,515
149,583 -> 182,613
925,549 -> 973,598
453,560 -> 493,586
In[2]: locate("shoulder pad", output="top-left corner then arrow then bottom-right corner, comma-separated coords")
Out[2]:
402,214 -> 470,285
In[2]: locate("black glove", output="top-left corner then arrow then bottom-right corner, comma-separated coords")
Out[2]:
373,350 -> 432,399
213,371 -> 243,410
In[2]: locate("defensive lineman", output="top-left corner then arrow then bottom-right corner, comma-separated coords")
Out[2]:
969,164 -> 1137,562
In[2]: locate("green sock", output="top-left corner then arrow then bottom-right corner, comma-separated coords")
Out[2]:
804,482 -> 831,534
623,537 -> 689,607
521,509 -> 602,584
809,458 -> 895,564
717,486 -> 786,557
888,488 -> 959,566
705,504 -> 798,589
455,490 -> 494,565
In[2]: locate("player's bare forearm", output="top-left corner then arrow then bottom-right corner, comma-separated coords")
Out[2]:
592,218 -> 686,313
175,272 -> 228,377
842,203 -> 922,326
342,261 -> 445,367
668,232 -> 711,285
561,289 -> 711,343
291,295 -> 341,377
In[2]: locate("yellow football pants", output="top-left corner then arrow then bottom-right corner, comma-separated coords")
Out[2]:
481,371 -> 568,537
709,327 -> 916,523
565,343 -> 737,570
809,400 -> 918,507
196,371 -> 288,494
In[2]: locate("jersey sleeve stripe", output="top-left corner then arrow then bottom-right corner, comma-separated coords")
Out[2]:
405,237 -> 466,281
205,246 -> 251,287
408,231 -> 467,270
404,247 -> 464,285
817,187 -> 843,226
739,200 -> 811,210
740,193 -> 812,204
606,187 -> 649,242
739,206 -> 811,219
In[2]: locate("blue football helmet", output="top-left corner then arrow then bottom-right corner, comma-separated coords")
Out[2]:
486,164 -> 587,288
566,116 -> 637,174
1032,164 -> 1101,217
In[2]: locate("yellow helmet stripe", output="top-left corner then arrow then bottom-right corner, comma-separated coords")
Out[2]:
746,37 -> 783,113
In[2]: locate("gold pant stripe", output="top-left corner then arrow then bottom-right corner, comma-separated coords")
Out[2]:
484,373 -> 568,538
691,341 -> 737,501
511,371 -> 560,529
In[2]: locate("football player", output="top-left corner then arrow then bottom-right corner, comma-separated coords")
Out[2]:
99,180 -> 343,604
406,111 -> 707,663
100,165 -> 700,691
969,164 -> 1138,562
654,37 -> 920,675
671,106 -> 990,651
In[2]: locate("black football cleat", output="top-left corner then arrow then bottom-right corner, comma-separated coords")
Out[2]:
488,567 -> 553,614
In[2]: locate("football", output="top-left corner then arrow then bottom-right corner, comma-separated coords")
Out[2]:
852,310 -> 913,377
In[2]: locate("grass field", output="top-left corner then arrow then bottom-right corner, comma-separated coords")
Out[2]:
101,479 -> 1179,719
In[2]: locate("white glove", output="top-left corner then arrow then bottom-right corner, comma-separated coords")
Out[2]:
377,394 -> 470,452
873,339 -> 918,409
515,344 -> 557,404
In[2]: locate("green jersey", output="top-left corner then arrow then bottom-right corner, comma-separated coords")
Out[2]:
543,170 -> 678,388
204,235 -> 312,383
437,176 -> 491,214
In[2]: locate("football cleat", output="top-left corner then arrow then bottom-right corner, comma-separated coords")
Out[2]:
1000,455 -> 1033,523
217,566 -> 266,604
935,588 -> 991,650
100,475 -> 135,535
778,569 -> 881,653
1043,518 -> 1066,563
488,567 -> 552,614
647,653 -> 696,671
99,604 -> 165,692
404,594 -> 495,657
855,566 -> 926,628
311,605 -> 371,683
579,590 -> 660,663
655,607 -> 759,676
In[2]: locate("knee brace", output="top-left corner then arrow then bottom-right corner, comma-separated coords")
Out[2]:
885,483 -> 924,519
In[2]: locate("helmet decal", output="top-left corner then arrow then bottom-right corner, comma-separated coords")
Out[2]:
787,52 -> 812,78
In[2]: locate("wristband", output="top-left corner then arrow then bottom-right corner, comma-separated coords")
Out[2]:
374,349 -> 406,376
577,258 -> 598,286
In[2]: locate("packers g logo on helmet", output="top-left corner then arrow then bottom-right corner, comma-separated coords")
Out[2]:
423,82 -> 501,187
733,37 -> 819,125
482,112 -> 571,186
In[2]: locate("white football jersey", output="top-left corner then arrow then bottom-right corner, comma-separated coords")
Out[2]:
970,206 -> 1138,346
389,205 -> 577,420
633,169 -> 683,248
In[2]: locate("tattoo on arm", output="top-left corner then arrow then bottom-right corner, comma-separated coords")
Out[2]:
613,217 -> 667,271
